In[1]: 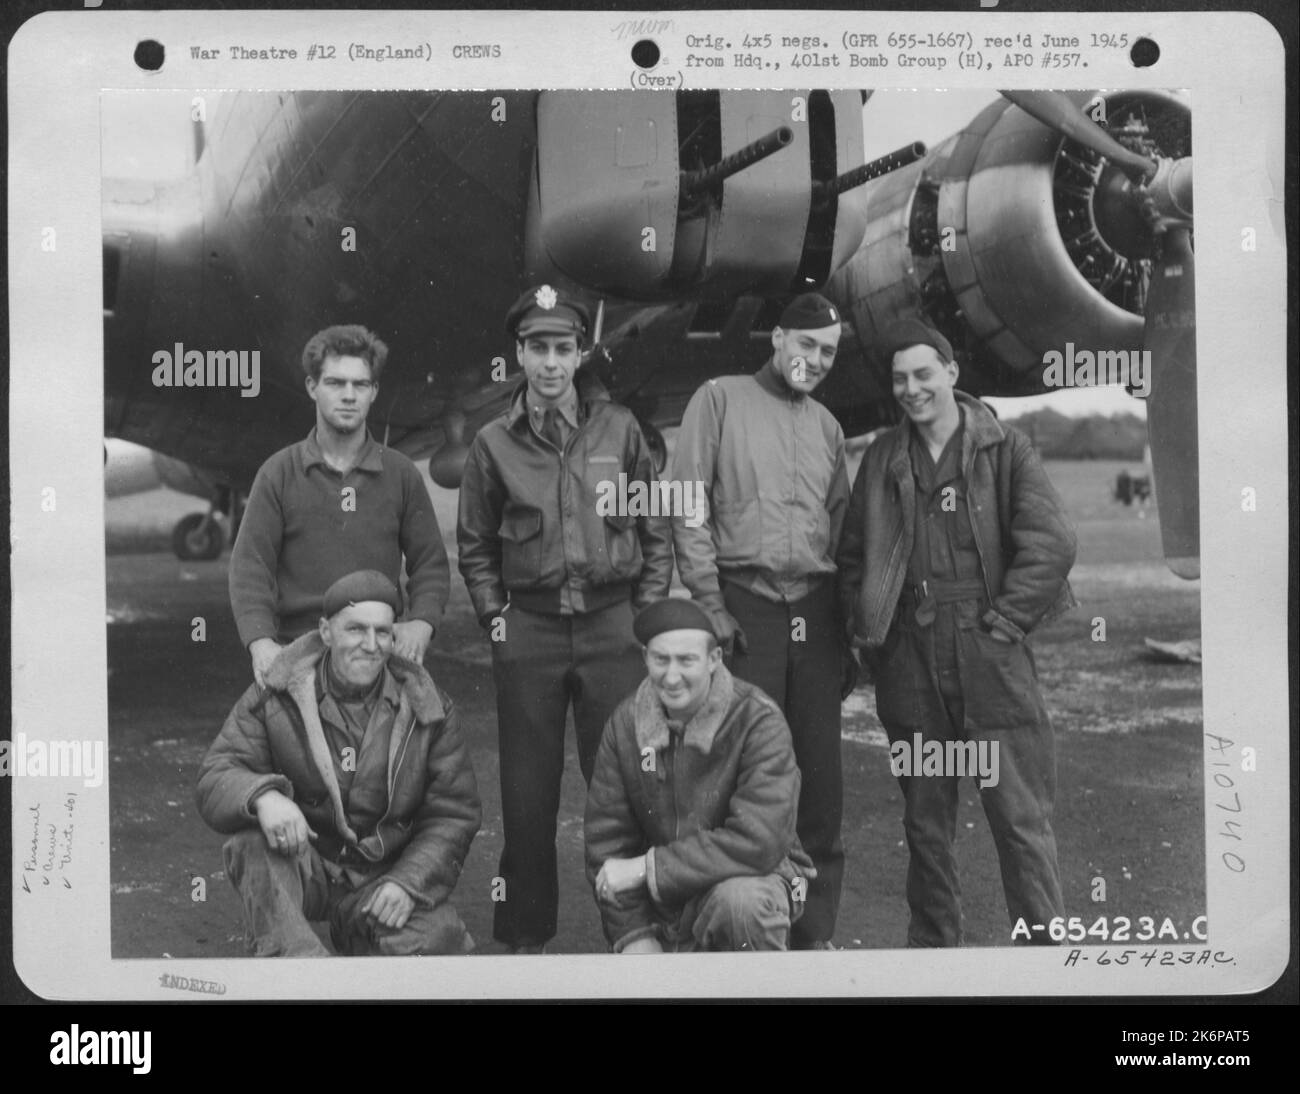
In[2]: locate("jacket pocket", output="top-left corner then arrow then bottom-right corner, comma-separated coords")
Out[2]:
499,504 -> 543,586
602,511 -> 642,578
953,486 -> 979,552
960,628 -> 1044,731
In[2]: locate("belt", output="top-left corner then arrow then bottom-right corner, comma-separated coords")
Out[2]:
901,578 -> 987,627
508,582 -> 632,616
901,578 -> 986,604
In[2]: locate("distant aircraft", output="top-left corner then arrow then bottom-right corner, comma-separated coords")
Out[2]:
104,88 -> 1194,574
104,439 -> 230,559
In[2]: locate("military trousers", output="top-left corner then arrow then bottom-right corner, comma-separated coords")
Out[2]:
623,874 -> 795,953
722,579 -> 844,947
223,830 -> 474,956
872,598 -> 1064,947
490,599 -> 645,948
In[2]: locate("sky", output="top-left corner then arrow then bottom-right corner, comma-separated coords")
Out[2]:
102,89 -> 1150,421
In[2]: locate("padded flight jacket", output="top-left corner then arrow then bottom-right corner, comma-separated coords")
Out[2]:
195,633 -> 481,909
584,664 -> 814,951
837,391 -> 1077,651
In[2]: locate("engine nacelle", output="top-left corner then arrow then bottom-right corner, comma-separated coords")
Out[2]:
527,90 -> 867,299
830,90 -> 1190,396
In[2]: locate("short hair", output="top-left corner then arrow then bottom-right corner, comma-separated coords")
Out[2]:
301,325 -> 389,382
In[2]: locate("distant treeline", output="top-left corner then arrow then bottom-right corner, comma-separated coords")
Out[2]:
1001,408 -> 1147,460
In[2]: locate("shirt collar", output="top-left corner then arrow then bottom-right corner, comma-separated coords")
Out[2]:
527,385 -> 580,429
909,409 -> 965,485
755,357 -> 802,400
302,427 -> 385,473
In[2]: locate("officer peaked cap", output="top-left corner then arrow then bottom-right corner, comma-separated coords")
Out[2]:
505,284 -> 591,341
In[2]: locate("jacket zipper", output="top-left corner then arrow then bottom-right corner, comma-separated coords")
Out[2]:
372,709 -> 415,861
961,450 -> 995,604
871,468 -> 909,638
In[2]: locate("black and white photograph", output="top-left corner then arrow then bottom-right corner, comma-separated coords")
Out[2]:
6,6 -> 1289,1002
99,84 -> 1207,957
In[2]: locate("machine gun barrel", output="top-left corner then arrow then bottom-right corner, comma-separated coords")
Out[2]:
679,126 -> 794,197
812,141 -> 927,204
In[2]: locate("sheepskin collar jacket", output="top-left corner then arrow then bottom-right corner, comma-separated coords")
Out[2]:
196,633 -> 480,907
584,663 -> 812,950
837,390 -> 1077,650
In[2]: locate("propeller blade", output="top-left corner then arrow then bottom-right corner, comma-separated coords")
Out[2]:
1142,226 -> 1199,578
1000,90 -> 1158,182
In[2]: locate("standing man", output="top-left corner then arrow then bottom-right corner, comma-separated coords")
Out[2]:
197,571 -> 480,957
670,292 -> 850,950
458,284 -> 673,953
585,598 -> 813,953
837,319 -> 1077,947
230,325 -> 449,687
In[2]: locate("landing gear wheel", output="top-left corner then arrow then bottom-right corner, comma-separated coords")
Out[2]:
172,513 -> 224,561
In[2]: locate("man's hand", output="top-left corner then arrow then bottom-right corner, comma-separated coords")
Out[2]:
620,935 -> 665,954
987,628 -> 1014,643
595,856 -> 647,908
711,608 -> 749,657
253,790 -> 316,857
249,638 -> 283,689
361,881 -> 415,930
392,620 -> 433,663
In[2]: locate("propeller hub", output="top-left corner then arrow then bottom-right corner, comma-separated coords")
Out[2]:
1146,156 -> 1194,227
1091,163 -> 1157,260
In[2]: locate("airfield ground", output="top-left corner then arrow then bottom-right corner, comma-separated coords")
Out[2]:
105,458 -> 1205,959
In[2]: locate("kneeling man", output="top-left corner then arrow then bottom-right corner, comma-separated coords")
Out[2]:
197,570 -> 481,956
584,599 -> 814,953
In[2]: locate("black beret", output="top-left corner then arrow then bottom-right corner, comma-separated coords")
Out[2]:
633,598 -> 717,645
322,570 -> 400,619
879,317 -> 955,364
505,284 -> 591,340
777,293 -> 841,332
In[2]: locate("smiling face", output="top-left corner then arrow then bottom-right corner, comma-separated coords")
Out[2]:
517,332 -> 580,406
319,601 -> 395,689
306,354 -> 377,436
891,343 -> 960,428
771,323 -> 841,394
644,629 -> 721,722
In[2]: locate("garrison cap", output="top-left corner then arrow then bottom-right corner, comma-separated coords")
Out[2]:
505,284 -> 591,341
633,598 -> 717,645
777,293 -> 841,331
322,570 -> 400,619
879,317 -> 955,364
